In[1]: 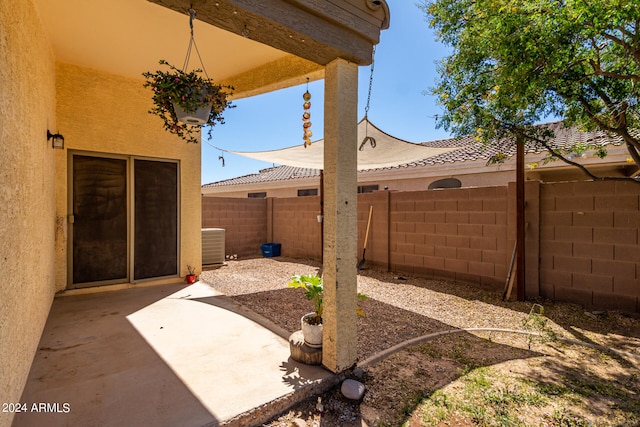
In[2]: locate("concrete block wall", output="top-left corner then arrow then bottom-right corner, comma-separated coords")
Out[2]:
380,187 -> 510,289
202,197 -> 267,257
272,196 -> 323,259
539,181 -> 639,312
202,180 -> 639,312
357,191 -> 391,271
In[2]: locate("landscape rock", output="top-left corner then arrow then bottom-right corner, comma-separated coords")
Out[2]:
341,379 -> 365,400
352,367 -> 365,379
290,418 -> 307,427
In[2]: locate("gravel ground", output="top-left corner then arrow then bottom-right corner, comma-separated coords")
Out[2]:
200,256 -> 640,363
200,257 -> 640,426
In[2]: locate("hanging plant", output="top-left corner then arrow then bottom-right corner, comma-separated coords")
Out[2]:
143,59 -> 234,144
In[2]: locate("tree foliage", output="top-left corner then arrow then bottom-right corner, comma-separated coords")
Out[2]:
422,0 -> 640,180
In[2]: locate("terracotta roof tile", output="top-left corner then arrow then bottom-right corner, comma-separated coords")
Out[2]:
202,165 -> 321,188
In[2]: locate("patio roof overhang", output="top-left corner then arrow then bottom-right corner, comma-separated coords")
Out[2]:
33,0 -> 389,98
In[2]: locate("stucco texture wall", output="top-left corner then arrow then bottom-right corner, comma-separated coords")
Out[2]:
55,63 -> 202,288
0,0 -> 57,422
200,170 -> 517,199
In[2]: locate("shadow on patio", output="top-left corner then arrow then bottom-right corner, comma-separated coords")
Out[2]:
13,282 -> 333,427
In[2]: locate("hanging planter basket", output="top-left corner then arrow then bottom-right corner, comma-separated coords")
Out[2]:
172,102 -> 211,125
172,87 -> 214,125
143,60 -> 233,143
142,9 -> 233,143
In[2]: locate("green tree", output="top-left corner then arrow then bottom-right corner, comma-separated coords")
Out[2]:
422,0 -> 640,181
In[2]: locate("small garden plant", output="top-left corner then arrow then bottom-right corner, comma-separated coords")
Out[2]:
288,273 -> 368,325
523,304 -> 557,349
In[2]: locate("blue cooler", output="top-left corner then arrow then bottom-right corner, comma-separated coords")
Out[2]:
261,243 -> 281,257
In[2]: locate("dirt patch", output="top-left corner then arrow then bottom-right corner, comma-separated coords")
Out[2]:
264,334 -> 640,426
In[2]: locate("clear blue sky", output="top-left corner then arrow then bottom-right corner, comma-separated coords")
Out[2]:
200,2 -> 452,185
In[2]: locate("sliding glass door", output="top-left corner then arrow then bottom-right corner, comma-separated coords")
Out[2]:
69,154 -> 178,288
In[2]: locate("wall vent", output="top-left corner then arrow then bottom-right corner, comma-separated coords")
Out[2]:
202,228 -> 225,265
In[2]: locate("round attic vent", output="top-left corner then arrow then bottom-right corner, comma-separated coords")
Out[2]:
428,178 -> 462,190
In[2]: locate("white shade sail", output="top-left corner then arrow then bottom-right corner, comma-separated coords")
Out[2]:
229,119 -> 461,171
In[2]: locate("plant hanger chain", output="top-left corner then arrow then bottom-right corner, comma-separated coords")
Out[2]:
360,44 -> 377,151
183,7 -> 210,80
364,44 -> 376,119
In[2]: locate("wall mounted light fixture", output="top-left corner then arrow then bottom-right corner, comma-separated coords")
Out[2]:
47,130 -> 64,149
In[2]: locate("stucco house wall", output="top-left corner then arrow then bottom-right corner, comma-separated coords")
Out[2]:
0,4 -> 203,419
0,0 -> 58,421
54,62 -> 202,290
357,167 -> 516,193
201,167 -> 518,198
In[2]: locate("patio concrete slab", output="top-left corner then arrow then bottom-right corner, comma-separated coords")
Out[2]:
13,282 -> 333,427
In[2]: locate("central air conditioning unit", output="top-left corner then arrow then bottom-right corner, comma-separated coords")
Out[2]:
202,228 -> 225,265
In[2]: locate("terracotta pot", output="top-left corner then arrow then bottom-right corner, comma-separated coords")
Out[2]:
301,312 -> 323,348
186,274 -> 197,284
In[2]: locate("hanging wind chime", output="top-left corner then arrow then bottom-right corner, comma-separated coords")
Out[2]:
302,78 -> 313,148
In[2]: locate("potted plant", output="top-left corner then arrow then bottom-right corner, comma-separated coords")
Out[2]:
142,60 -> 233,144
288,274 -> 368,348
186,265 -> 197,284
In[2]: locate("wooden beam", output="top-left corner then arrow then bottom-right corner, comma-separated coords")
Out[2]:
147,0 -> 389,65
